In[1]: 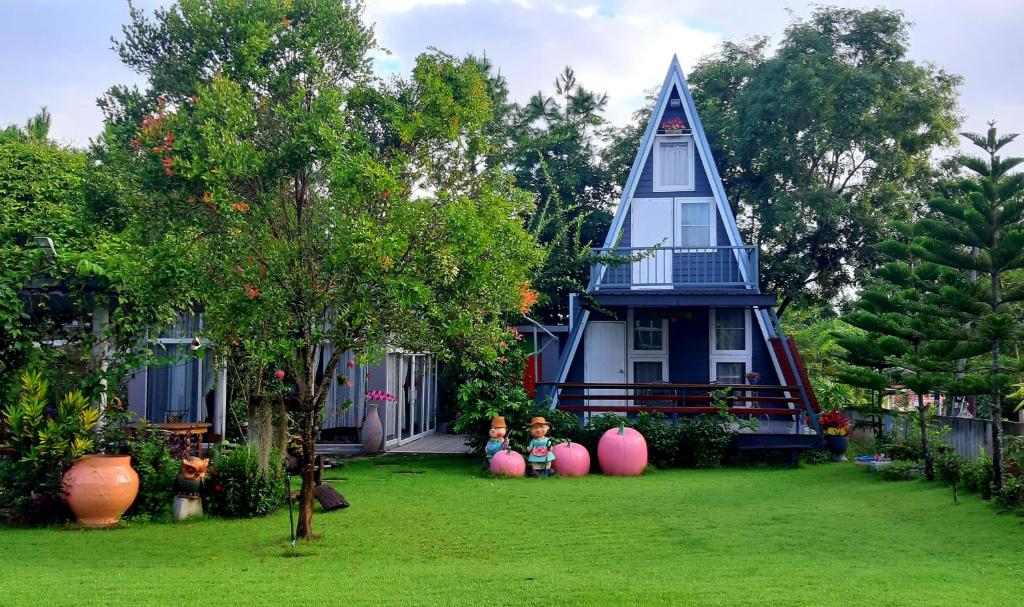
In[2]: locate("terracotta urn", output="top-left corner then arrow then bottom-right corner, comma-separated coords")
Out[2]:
552,441 -> 591,477
597,424 -> 648,476
62,455 -> 139,528
361,403 -> 384,454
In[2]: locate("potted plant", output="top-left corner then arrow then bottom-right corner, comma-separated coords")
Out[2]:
819,411 -> 852,461
659,117 -> 690,135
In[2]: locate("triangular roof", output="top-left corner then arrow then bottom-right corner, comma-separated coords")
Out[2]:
551,57 -> 784,398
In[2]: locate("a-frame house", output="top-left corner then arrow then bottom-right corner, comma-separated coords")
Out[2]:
548,57 -> 821,446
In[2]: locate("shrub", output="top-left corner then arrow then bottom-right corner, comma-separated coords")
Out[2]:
202,445 -> 285,518
933,446 -> 965,487
634,412 -> 679,469
579,413 -> 635,458
962,455 -> 994,499
800,449 -> 834,465
995,475 -> 1024,511
126,428 -> 179,520
881,459 -> 922,481
677,414 -> 733,468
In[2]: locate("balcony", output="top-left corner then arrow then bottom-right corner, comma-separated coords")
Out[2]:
591,246 -> 759,291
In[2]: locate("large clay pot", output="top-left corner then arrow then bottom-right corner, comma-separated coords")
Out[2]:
552,441 -> 591,477
62,455 -> 139,528
489,448 -> 526,477
361,403 -> 384,454
597,424 -> 648,476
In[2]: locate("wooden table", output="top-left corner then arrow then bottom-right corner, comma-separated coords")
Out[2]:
147,423 -> 213,457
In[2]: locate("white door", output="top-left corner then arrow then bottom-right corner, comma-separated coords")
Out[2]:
584,321 -> 626,411
630,198 -> 674,288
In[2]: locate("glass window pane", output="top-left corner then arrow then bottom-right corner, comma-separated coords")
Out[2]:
633,318 -> 663,350
680,226 -> 710,247
658,141 -> 689,187
715,309 -> 746,350
633,361 -> 664,383
716,362 -> 746,385
681,203 -> 709,225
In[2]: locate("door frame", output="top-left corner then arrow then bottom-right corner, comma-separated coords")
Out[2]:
584,321 -> 627,410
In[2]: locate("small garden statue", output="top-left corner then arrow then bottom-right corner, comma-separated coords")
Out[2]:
173,456 -> 209,521
526,417 -> 556,477
485,416 -> 509,463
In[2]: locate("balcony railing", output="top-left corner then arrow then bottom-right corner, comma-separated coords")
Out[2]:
591,246 -> 759,290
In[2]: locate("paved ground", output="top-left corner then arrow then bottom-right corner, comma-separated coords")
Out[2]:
388,432 -> 470,454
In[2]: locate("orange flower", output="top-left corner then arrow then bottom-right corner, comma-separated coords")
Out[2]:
201,192 -> 212,203
244,284 -> 261,298
519,283 -> 538,314
232,201 -> 250,212
161,156 -> 174,177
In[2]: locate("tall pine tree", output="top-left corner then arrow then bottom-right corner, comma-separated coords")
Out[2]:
915,124 -> 1024,491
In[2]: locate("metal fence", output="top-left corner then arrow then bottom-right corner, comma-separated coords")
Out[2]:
933,416 -> 1024,460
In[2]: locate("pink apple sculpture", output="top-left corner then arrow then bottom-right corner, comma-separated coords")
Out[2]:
597,424 -> 648,476
552,441 -> 591,477
489,448 -> 526,477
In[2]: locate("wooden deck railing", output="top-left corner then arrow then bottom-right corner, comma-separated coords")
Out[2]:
543,382 -> 808,418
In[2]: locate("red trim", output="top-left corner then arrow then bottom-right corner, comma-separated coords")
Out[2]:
771,337 -> 820,412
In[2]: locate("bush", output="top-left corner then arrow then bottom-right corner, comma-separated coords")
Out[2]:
800,449 -> 834,465
881,460 -> 923,481
202,445 -> 285,518
578,413 -> 634,458
995,475 -> 1024,511
677,414 -> 733,468
126,429 -> 179,520
933,446 -> 964,487
961,456 -> 994,499
634,412 -> 679,469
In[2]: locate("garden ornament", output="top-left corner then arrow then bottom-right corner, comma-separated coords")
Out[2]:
485,416 -> 509,462
172,456 -> 209,522
526,417 -> 555,477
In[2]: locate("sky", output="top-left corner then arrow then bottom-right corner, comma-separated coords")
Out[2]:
1,0 -> 1022,154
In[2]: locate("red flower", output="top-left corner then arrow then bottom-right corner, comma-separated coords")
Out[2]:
244,284 -> 261,298
214,484 -> 222,492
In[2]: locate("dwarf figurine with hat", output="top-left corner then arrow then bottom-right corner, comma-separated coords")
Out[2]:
485,416 -> 509,462
526,417 -> 556,477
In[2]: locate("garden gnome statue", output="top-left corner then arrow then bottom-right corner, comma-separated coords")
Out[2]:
173,456 -> 209,521
485,416 -> 509,463
526,417 -> 556,477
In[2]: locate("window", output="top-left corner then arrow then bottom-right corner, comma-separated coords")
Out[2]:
633,317 -> 665,351
633,360 -> 665,383
714,308 -> 746,351
678,201 -> 713,248
715,361 -> 746,385
653,135 -> 694,192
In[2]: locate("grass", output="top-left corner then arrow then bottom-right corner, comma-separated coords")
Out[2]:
2,457 -> 1023,606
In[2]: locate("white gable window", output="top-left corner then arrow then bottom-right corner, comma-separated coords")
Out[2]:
675,199 -> 715,248
653,135 -> 695,192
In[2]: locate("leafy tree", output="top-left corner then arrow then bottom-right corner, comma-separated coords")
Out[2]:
108,0 -> 539,538
607,8 -> 961,315
0,107 -> 52,144
913,124 -> 1024,491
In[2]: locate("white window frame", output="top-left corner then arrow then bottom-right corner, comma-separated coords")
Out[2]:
652,135 -> 695,192
709,308 -> 751,385
627,309 -> 669,383
674,197 -> 717,251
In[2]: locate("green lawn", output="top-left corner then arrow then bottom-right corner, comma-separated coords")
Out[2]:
2,457 -> 1023,606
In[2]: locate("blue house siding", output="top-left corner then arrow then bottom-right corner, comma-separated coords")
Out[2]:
751,328 -> 779,385
668,308 -> 710,383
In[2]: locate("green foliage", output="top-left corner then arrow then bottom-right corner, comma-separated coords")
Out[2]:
933,445 -> 965,486
800,449 -> 834,465
0,369 -> 99,524
126,428 -> 179,520
202,445 -> 285,518
677,414 -> 734,469
961,455 -> 994,499
633,412 -> 680,469
881,460 -> 923,481
994,475 -> 1024,511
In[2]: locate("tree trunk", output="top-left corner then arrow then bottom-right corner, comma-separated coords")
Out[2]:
295,408 -> 317,539
991,340 -> 1004,492
916,393 -> 933,481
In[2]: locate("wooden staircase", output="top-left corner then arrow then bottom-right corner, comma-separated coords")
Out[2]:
770,336 -> 819,413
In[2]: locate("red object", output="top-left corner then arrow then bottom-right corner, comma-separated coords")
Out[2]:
819,411 -> 851,435
597,425 -> 648,476
523,354 -> 541,398
274,369 -> 286,379
552,441 -> 591,477
489,449 -> 526,478
771,337 -> 820,412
